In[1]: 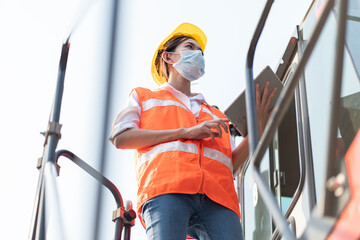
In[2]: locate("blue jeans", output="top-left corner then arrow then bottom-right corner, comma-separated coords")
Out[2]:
141,193 -> 243,240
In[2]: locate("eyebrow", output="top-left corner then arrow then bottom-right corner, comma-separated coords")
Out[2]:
185,42 -> 202,51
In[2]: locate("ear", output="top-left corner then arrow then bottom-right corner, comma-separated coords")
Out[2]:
162,52 -> 175,64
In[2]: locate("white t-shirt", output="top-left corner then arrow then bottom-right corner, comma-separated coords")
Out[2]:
109,83 -> 235,151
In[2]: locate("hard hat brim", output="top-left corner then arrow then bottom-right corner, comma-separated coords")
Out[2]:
151,23 -> 207,85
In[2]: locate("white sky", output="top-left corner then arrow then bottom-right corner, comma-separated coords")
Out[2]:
0,0 -> 312,239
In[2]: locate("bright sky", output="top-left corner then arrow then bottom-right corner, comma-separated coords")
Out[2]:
0,0 -> 312,239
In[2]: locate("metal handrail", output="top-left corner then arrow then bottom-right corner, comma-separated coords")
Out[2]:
55,149 -> 136,240
55,150 -> 124,208
245,0 -> 295,238
245,0 -> 274,154
241,1 -> 276,230
244,0 -> 348,238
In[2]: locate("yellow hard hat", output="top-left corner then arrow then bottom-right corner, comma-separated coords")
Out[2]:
151,22 -> 207,85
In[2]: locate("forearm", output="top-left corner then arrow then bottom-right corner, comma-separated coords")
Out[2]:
113,128 -> 187,149
232,136 -> 249,175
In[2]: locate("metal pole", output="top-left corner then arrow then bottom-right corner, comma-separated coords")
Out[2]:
321,0 -> 348,217
93,0 -> 120,238
245,0 -> 274,155
29,40 -> 70,240
43,162 -> 65,240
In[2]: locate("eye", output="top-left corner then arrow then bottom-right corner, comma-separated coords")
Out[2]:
185,44 -> 193,49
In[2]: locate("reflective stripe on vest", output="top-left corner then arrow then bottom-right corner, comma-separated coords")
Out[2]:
203,147 -> 233,173
137,141 -> 197,170
142,98 -> 189,112
137,141 -> 233,173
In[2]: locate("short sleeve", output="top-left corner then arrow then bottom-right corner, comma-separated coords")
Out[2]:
109,90 -> 141,143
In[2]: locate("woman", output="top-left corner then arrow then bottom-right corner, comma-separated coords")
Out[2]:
109,22 -> 276,240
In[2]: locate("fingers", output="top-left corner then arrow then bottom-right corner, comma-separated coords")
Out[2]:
262,81 -> 270,105
203,126 -> 217,142
255,81 -> 278,138
218,118 -> 229,133
259,81 -> 269,110
264,87 -> 277,111
257,81 -> 277,112
204,119 -> 229,141
206,122 -> 222,139
218,118 -> 230,123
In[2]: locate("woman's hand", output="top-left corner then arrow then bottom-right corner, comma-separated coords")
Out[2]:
184,119 -> 229,142
256,81 -> 277,137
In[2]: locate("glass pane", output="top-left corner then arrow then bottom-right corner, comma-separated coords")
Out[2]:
281,197 -> 292,214
346,0 -> 360,78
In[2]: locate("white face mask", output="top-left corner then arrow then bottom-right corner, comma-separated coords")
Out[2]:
172,50 -> 205,81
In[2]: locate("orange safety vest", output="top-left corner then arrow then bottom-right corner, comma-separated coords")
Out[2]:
133,87 -> 240,227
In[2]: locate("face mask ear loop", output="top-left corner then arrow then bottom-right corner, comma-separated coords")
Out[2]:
162,51 -> 181,65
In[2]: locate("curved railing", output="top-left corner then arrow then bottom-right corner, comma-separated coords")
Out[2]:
55,149 -> 136,240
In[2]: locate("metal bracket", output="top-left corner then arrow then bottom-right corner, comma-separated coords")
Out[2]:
36,156 -> 61,175
273,170 -> 286,188
273,170 -> 279,188
37,157 -> 43,169
41,121 -> 62,145
112,207 -> 136,226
